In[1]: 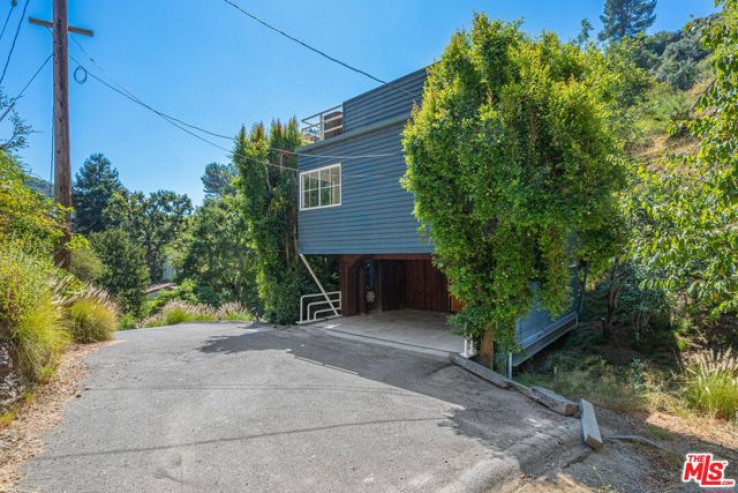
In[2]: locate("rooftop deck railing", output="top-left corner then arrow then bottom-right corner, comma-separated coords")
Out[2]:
301,105 -> 343,143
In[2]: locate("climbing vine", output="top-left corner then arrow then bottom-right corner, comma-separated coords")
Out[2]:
403,16 -> 627,349
235,118 -> 336,324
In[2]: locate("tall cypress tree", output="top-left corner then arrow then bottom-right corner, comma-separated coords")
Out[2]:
73,153 -> 124,234
598,0 -> 657,42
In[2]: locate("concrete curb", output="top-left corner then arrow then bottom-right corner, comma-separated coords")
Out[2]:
440,420 -> 589,493
450,353 -> 578,417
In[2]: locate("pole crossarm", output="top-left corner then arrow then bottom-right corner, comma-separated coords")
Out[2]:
29,17 -> 93,36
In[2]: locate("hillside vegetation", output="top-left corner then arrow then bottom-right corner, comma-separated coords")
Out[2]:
518,5 -> 738,431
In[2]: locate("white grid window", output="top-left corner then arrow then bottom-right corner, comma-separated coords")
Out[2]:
300,164 -> 341,210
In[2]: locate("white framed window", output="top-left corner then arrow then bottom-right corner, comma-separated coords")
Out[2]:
300,163 -> 341,210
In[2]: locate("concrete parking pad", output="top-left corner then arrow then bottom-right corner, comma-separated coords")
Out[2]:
312,309 -> 464,357
20,323 -> 584,492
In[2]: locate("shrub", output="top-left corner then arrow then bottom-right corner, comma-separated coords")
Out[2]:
216,302 -> 254,322
0,245 -> 69,382
144,279 -> 198,316
631,82 -> 689,138
69,236 -> 103,284
683,349 -> 738,421
117,313 -> 138,330
141,301 -> 253,327
0,151 -> 63,256
142,301 -> 215,328
68,291 -> 118,343
162,307 -> 192,326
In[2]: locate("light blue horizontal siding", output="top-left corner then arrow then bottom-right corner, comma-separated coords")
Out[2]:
298,123 -> 432,255
342,68 -> 427,133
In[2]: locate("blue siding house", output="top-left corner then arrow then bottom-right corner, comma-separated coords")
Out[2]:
297,68 -> 583,364
298,68 -> 429,255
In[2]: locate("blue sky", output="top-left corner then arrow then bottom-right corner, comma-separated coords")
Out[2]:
4,0 -> 718,205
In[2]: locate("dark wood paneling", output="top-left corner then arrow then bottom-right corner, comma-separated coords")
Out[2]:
381,260 -> 406,311
339,254 -> 366,316
342,254 -> 450,316
402,259 -> 450,312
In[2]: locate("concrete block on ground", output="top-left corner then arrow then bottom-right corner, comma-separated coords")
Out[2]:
450,353 -> 511,388
531,387 -> 578,417
580,398 -> 604,450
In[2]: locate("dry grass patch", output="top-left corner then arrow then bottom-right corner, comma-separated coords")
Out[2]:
0,342 -> 109,491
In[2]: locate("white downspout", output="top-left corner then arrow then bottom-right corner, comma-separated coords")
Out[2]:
299,254 -> 340,317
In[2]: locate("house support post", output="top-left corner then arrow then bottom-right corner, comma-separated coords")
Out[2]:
299,254 -> 340,317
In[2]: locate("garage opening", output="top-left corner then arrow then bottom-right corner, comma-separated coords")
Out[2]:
303,254 -> 466,357
338,254 -> 458,316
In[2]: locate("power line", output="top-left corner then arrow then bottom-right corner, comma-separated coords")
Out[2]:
69,36 -> 233,141
0,1 -> 15,43
69,56 -> 301,174
0,52 -> 51,123
220,0 -> 416,98
14,52 -> 51,99
0,0 -> 29,86
73,61 -> 412,183
68,42 -> 403,160
221,0 -> 387,86
74,60 -> 410,180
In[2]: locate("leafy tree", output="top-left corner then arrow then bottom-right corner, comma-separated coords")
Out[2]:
235,118 -> 335,324
655,30 -> 710,89
0,150 -> 63,256
624,23 -> 710,88
90,229 -> 150,316
0,91 -> 32,154
633,0 -> 738,317
601,37 -> 654,109
403,16 -> 627,364
201,162 -> 237,197
73,153 -> 125,234
573,18 -> 594,47
105,190 -> 192,283
655,56 -> 701,90
175,194 -> 258,308
599,0 -> 657,42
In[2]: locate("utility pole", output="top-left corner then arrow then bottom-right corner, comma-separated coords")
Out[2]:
29,3 -> 93,269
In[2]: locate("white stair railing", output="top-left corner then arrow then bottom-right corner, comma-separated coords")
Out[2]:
297,291 -> 341,324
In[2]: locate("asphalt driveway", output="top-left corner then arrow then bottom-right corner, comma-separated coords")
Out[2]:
20,323 -> 582,492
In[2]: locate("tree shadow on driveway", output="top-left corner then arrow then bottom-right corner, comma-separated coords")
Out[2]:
197,326 -> 580,463
21,324 -> 582,493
